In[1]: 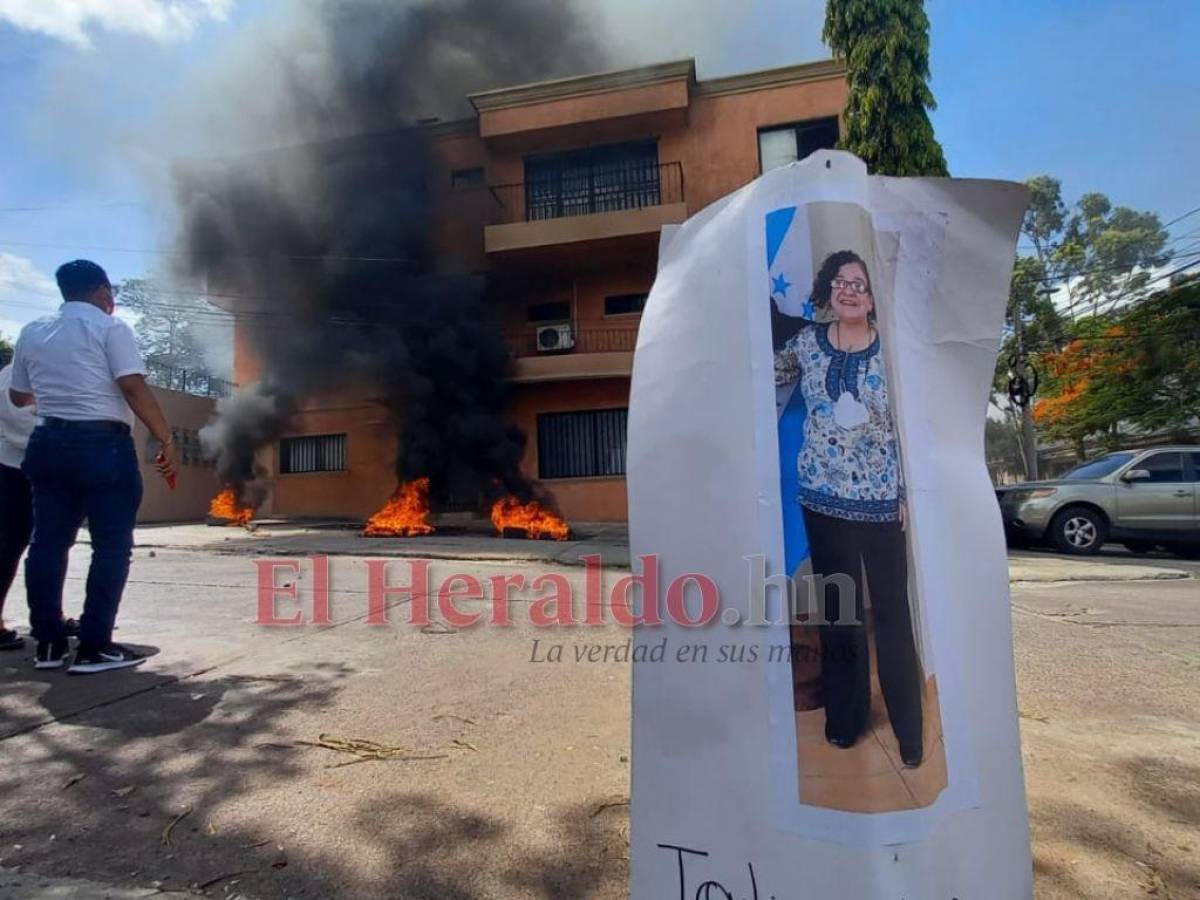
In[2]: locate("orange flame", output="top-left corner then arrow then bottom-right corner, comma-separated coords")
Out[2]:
490,496 -> 570,541
208,488 -> 255,526
364,478 -> 436,537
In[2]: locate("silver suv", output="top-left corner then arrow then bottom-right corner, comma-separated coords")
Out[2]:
996,447 -> 1200,556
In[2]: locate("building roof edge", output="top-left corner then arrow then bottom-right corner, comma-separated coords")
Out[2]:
693,58 -> 846,97
467,59 -> 697,112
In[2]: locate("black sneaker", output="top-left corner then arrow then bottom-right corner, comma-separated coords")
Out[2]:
34,638 -> 70,669
68,643 -> 146,675
0,628 -> 25,651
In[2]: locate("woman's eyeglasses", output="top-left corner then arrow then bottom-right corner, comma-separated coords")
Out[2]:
831,277 -> 870,295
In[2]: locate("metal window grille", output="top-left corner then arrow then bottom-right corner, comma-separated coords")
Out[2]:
524,142 -> 661,222
537,409 -> 628,479
280,434 -> 347,475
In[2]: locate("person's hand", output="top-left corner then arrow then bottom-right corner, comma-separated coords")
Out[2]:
155,440 -> 179,481
899,502 -> 908,531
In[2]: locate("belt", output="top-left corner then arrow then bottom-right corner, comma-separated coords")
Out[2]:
40,417 -> 131,436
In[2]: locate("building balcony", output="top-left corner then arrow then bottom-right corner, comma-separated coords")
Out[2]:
484,162 -> 686,258
504,323 -> 638,383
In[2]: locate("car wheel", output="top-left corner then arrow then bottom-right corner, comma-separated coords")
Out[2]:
1123,541 -> 1157,555
1050,506 -> 1108,555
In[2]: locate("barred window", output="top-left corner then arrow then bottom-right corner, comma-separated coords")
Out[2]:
280,434 -> 347,474
537,409 -> 627,479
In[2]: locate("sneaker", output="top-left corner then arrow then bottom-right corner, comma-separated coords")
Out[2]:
0,628 -> 25,651
63,618 -> 81,638
34,638 -> 70,669
68,643 -> 146,675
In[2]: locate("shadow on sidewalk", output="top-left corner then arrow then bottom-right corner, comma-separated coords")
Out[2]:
0,660 -> 628,899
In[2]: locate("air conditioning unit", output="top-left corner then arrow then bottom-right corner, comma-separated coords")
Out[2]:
536,323 -> 575,352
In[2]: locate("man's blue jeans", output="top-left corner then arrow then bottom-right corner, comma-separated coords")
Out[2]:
22,422 -> 143,646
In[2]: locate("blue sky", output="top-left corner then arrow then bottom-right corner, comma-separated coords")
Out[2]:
1,0 -> 1197,345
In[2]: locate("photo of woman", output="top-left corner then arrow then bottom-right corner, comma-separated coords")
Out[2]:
770,220 -> 948,813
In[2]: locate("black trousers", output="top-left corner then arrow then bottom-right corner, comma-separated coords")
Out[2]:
0,463 -> 34,621
805,508 -> 924,755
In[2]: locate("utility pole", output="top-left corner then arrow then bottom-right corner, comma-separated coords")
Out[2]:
1008,299 -> 1040,482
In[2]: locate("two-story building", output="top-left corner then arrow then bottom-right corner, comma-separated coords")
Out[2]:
223,57 -> 847,524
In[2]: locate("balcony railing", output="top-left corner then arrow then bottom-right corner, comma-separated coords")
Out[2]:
146,361 -> 235,399
490,161 -> 684,225
504,323 -> 639,358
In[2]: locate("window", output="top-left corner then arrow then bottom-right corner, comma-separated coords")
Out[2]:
528,301 -> 571,323
1063,452 -> 1136,480
604,293 -> 647,316
758,117 -> 840,173
280,434 -> 347,475
1135,452 -> 1185,483
524,141 -> 661,221
450,167 -> 485,189
1190,453 -> 1200,481
537,409 -> 628,479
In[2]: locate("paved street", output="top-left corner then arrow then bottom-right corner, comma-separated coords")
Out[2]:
0,527 -> 1196,899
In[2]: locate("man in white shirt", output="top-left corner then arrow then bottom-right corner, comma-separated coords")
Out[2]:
9,260 -> 178,673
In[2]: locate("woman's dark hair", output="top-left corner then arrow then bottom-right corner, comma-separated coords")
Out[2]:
811,250 -> 874,321
55,259 -> 110,302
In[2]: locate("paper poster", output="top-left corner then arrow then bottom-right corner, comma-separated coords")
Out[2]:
628,151 -> 1032,898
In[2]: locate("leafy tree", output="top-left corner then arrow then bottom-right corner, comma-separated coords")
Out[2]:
0,334 -> 12,367
1033,276 -> 1200,450
1058,194 -> 1170,315
118,278 -> 209,371
823,0 -> 948,176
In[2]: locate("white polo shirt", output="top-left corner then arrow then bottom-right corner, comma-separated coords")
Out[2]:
0,364 -> 37,468
11,301 -> 146,427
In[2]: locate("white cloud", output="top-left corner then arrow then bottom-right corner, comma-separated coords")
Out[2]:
0,0 -> 233,47
0,253 -> 59,342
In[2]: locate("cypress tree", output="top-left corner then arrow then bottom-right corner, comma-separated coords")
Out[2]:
823,0 -> 949,176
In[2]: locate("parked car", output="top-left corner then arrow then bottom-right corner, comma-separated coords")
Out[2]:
995,447 -> 1200,556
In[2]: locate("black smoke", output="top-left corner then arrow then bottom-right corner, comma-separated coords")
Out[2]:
178,0 -> 607,510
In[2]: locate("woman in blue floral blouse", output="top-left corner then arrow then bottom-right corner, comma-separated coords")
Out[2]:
775,250 -> 924,767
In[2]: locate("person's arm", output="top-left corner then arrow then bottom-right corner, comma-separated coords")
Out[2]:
8,343 -> 35,408
774,332 -> 804,386
116,374 -> 178,477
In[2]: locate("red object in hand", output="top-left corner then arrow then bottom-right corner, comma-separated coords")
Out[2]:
156,451 -> 176,490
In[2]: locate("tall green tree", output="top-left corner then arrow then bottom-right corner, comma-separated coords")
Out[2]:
0,334 -> 13,367
823,0 -> 948,176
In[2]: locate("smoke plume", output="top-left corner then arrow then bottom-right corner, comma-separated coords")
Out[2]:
180,0 -> 607,509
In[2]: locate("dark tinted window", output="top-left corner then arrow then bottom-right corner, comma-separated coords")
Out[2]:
528,301 -> 571,323
1190,453 -> 1200,481
1137,452 -> 1185,483
1062,452 -> 1135,480
538,409 -> 628,479
604,293 -> 647,316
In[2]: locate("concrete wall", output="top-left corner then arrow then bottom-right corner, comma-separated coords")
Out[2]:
135,387 -> 221,523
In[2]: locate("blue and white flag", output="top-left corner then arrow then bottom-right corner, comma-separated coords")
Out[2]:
766,205 -> 815,320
